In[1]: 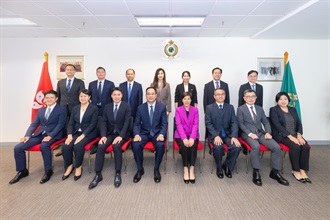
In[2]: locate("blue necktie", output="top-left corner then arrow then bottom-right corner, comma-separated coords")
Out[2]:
114,104 -> 118,121
149,105 -> 154,125
66,79 -> 71,93
216,81 -> 220,89
219,105 -> 226,137
128,83 -> 132,104
97,81 -> 102,104
252,84 -> 255,91
45,107 -> 51,120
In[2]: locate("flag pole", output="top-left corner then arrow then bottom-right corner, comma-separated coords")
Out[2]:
44,52 -> 48,63
284,51 -> 288,69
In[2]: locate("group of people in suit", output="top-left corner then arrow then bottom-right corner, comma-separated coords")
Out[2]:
9,64 -> 311,188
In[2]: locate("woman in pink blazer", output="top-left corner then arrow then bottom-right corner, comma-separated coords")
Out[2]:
175,92 -> 199,184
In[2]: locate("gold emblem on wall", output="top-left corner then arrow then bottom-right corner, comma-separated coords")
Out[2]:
164,40 -> 178,58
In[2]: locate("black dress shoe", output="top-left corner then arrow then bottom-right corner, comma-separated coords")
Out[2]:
305,178 -> 312,184
292,173 -> 306,183
154,168 -> 161,183
40,169 -> 53,184
74,168 -> 83,181
55,151 -> 62,157
62,167 -> 74,181
222,164 -> 232,178
9,169 -> 29,184
183,179 -> 189,184
216,168 -> 224,179
270,170 -> 289,186
88,174 -> 103,189
189,179 -> 195,184
133,169 -> 144,183
114,173 -> 122,187
253,171 -> 262,186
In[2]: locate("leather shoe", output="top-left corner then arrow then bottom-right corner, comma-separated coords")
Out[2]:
114,173 -> 122,187
40,169 -> 53,184
55,151 -> 62,157
62,167 -> 74,180
133,169 -> 144,183
154,168 -> 161,183
216,168 -> 224,179
9,169 -> 29,184
74,168 -> 83,181
292,173 -> 306,183
253,171 -> 262,186
183,179 -> 189,184
270,170 -> 289,186
222,164 -> 232,178
88,174 -> 103,189
305,178 -> 312,184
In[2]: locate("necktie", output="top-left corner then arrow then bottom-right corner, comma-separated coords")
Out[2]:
128,83 -> 132,104
219,105 -> 226,137
97,81 -> 102,104
45,107 -> 51,120
149,105 -> 154,125
215,81 -> 220,89
252,84 -> 255,91
250,106 -> 257,121
66,79 -> 71,93
114,104 -> 118,121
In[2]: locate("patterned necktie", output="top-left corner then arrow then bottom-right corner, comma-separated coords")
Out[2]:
97,81 -> 102,104
66,79 -> 71,93
45,107 -> 51,120
219,105 -> 226,137
252,84 -> 255,91
149,105 -> 154,124
128,83 -> 132,104
114,104 -> 118,121
250,106 -> 257,121
215,81 -> 220,89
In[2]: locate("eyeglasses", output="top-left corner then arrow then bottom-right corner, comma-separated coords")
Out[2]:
245,95 -> 256,99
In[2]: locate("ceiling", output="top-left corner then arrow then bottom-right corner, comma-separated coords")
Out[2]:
0,0 -> 329,39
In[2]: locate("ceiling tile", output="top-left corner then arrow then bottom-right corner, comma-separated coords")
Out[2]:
237,15 -> 281,28
80,1 -> 131,15
126,1 -> 170,16
97,15 -> 138,28
203,16 -> 244,28
79,28 -> 116,37
24,15 -> 72,28
171,1 -> 214,16
59,16 -> 106,28
1,1 -> 51,16
225,28 -> 261,37
199,28 -> 230,37
251,1 -> 310,16
210,1 -> 262,15
34,1 -> 91,15
112,28 -> 144,37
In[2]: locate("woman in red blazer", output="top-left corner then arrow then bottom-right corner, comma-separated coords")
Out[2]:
174,92 -> 199,184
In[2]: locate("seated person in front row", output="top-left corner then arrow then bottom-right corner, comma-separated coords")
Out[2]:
9,90 -> 67,184
175,92 -> 199,184
89,87 -> 131,189
62,89 -> 98,181
132,87 -> 168,183
270,92 -> 311,183
237,89 -> 289,186
205,88 -> 241,179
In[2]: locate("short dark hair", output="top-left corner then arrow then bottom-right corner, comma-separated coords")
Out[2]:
111,87 -> 123,94
248,70 -> 258,76
126,68 -> 135,74
212,67 -> 222,74
44,90 -> 58,97
181,70 -> 191,78
146,86 -> 157,94
65,64 -> 76,70
243,89 -> 256,96
181,91 -> 192,100
96,67 -> 106,72
214,88 -> 226,95
275,92 -> 291,103
79,89 -> 91,96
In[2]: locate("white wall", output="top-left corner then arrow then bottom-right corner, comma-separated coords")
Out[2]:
1,38 -> 329,142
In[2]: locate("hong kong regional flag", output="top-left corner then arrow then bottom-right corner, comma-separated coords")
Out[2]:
31,52 -> 53,121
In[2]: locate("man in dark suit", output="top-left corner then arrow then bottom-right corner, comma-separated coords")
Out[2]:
238,70 -> 263,107
88,66 -> 115,116
88,87 -> 131,189
203,67 -> 230,112
132,87 -> 168,183
205,88 -> 241,179
9,90 -> 67,184
119,68 -> 143,122
237,89 -> 289,186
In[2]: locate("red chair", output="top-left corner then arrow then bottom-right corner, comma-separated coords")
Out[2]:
105,138 -> 132,174
173,139 -> 203,173
26,138 -> 66,171
84,137 -> 100,173
238,137 -> 270,174
143,141 -> 167,174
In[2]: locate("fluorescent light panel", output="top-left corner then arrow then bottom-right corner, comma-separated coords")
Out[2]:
0,17 -> 38,26
137,17 -> 205,27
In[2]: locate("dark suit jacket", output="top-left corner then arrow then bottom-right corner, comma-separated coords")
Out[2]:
237,104 -> 271,139
174,105 -> 199,140
174,83 -> 198,107
67,104 -> 98,139
203,80 -> 230,112
133,101 -> 168,137
269,105 -> 303,142
26,104 -> 67,140
57,77 -> 85,114
88,79 -> 115,116
119,81 -> 143,121
101,102 -> 131,139
238,82 -> 263,107
205,103 -> 238,141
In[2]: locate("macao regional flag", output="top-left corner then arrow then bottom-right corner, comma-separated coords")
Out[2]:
31,54 -> 53,121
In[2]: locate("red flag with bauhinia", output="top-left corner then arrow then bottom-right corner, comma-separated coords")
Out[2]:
31,52 -> 53,121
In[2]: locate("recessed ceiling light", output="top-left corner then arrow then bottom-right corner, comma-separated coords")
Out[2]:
0,18 -> 38,26
136,17 -> 205,27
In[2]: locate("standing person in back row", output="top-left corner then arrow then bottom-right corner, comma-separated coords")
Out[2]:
203,67 -> 230,112
238,70 -> 263,107
151,68 -> 171,116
